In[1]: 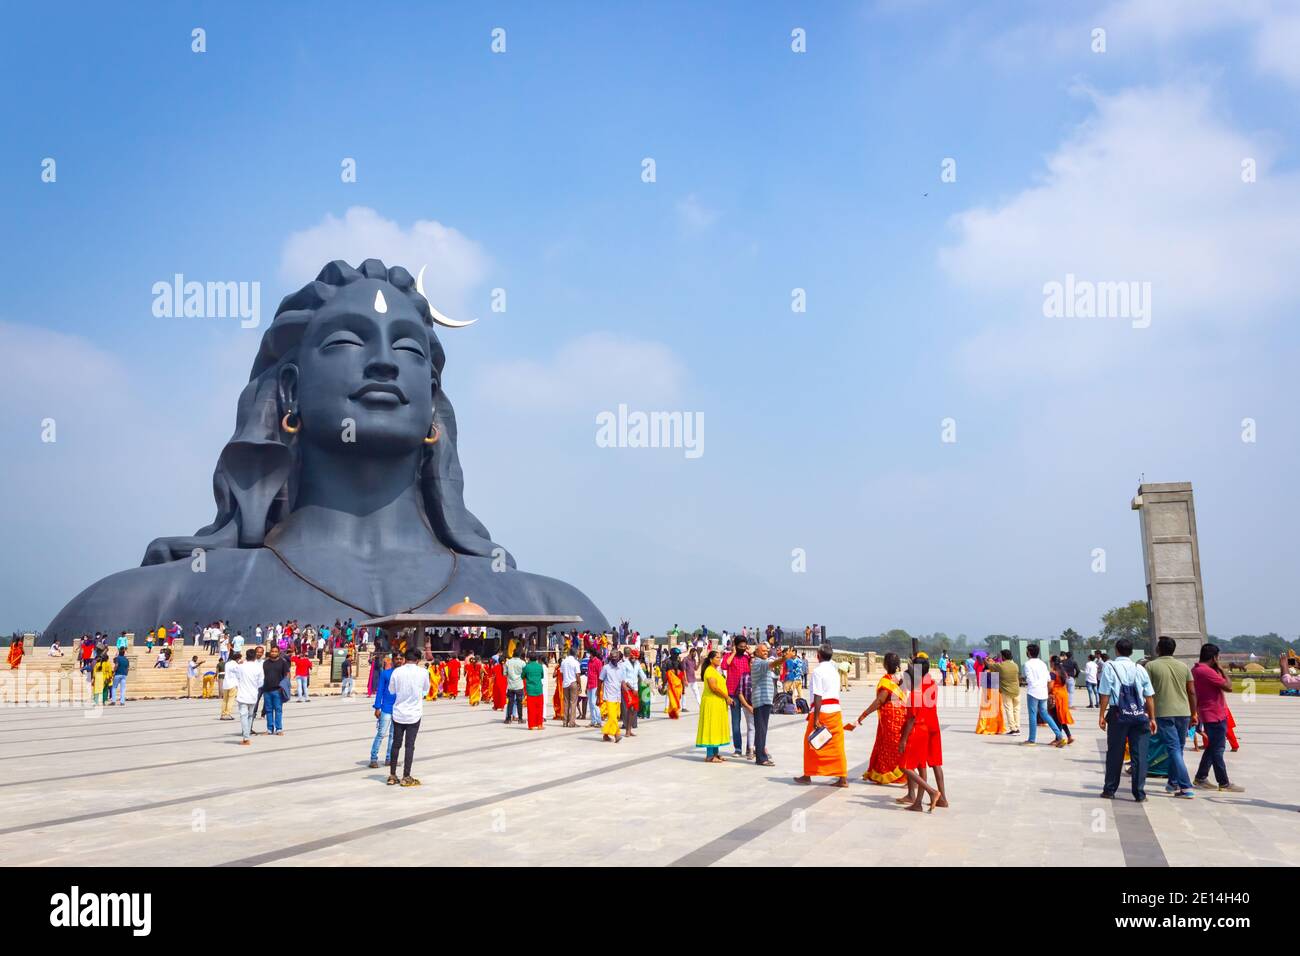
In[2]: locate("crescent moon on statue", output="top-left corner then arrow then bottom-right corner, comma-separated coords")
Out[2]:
416,265 -> 478,328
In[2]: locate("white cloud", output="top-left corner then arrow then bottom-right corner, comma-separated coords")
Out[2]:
1060,1 -> 1300,87
984,1 -> 1300,87
473,333 -> 686,414
675,194 -> 719,233
279,207 -> 491,319
938,83 -> 1300,378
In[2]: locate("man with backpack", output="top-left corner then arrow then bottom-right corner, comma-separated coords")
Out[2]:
1097,637 -> 1157,801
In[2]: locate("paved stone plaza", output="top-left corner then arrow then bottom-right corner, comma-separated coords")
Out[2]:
0,683 -> 1295,866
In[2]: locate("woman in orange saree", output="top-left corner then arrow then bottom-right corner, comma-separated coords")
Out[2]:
466,656 -> 482,706
6,637 -> 23,670
551,660 -> 565,721
1050,658 -> 1073,744
665,666 -> 684,719
975,666 -> 1006,735
846,652 -> 907,784
480,662 -> 494,706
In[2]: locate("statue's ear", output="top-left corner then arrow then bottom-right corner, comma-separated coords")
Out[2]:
277,363 -> 300,411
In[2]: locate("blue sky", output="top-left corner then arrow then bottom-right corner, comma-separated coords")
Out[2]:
3,1 -> 1298,639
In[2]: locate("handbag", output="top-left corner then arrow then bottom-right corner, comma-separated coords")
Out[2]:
808,723 -> 833,750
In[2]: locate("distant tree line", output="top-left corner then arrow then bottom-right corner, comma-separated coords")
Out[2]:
830,599 -> 1295,658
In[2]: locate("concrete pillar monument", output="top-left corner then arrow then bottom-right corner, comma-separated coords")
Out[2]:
1131,482 -> 1208,660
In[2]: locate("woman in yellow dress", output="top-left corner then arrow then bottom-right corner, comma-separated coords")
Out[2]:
694,650 -> 733,762
426,658 -> 441,701
974,663 -> 1005,734
92,653 -> 113,706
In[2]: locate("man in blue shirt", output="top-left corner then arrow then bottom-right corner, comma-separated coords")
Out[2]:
1097,637 -> 1157,801
111,648 -> 130,706
369,653 -> 396,768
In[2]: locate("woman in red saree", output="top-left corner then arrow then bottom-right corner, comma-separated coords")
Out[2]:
446,657 -> 461,698
492,657 -> 507,711
6,637 -> 23,670
480,661 -> 494,707
846,652 -> 907,784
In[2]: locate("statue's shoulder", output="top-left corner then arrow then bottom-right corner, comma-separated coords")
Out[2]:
45,549 -> 274,638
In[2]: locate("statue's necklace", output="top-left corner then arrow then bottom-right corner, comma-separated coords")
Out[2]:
263,512 -> 458,619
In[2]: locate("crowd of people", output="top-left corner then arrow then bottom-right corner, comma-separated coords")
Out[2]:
11,620 -> 1286,815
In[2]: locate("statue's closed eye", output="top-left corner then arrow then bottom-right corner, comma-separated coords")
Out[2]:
393,337 -> 427,360
322,330 -> 364,348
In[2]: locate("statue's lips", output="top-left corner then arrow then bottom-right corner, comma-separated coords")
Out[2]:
350,383 -> 408,407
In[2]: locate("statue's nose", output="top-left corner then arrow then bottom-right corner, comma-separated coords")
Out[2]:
364,356 -> 399,380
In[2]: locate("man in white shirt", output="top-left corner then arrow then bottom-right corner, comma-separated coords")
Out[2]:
620,652 -> 643,738
232,652 -> 263,744
560,647 -> 581,728
1084,653 -> 1100,708
219,651 -> 239,720
1022,643 -> 1065,747
794,644 -> 848,787
386,651 -> 431,787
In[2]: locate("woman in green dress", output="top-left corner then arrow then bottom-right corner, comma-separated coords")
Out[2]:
695,650 -> 733,762
637,657 -> 653,719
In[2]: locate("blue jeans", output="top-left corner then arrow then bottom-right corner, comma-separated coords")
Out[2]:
1026,695 -> 1062,743
1157,715 -> 1192,791
1195,719 -> 1229,786
370,711 -> 393,763
1103,710 -> 1148,798
1085,681 -> 1099,707
264,690 -> 284,733
341,676 -> 354,697
588,688 -> 601,726
112,674 -> 127,704
730,698 -> 743,753
296,676 -> 309,700
504,689 -> 523,722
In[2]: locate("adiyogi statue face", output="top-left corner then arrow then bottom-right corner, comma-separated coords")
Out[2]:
42,259 -> 608,638
286,277 -> 439,458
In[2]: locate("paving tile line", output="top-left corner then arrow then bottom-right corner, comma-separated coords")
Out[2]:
0,706 -> 521,790
669,760 -> 871,867
214,717 -> 814,867
0,713 -> 385,761
0,727 -> 597,839
1093,738 -> 1168,867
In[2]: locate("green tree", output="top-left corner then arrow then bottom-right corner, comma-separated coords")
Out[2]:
983,633 -> 1014,653
1099,601 -> 1150,648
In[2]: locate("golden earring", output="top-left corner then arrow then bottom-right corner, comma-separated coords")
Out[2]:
424,422 -> 440,445
281,411 -> 301,434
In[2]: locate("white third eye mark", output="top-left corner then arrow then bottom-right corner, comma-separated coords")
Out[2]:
374,289 -> 387,313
